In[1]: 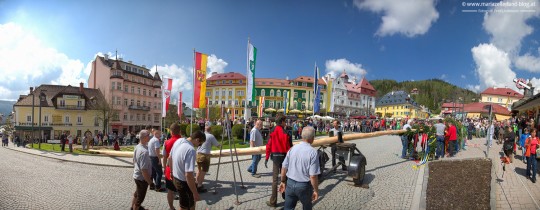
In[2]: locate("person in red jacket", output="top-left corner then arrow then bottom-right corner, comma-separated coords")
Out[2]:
446,121 -> 458,157
265,115 -> 292,207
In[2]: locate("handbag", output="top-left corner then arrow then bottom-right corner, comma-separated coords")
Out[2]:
536,145 -> 540,155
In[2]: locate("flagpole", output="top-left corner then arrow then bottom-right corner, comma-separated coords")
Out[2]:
191,48 -> 195,136
243,38 -> 250,144
313,62 -> 317,120
158,65 -> 164,135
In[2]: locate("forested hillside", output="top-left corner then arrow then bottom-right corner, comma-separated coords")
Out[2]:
370,79 -> 479,114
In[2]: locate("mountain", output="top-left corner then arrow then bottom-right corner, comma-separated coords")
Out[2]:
0,100 -> 15,117
370,79 -> 479,114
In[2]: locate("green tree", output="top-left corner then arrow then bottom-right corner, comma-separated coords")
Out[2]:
164,104 -> 181,129
90,92 -> 117,134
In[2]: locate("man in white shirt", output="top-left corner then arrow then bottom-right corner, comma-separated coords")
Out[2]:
170,130 -> 206,210
247,120 -> 264,178
148,129 -> 164,191
195,122 -> 221,193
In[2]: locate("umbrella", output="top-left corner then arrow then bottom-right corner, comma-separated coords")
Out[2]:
305,110 -> 313,114
277,108 -> 285,112
322,116 -> 335,121
289,109 -> 301,114
265,108 -> 276,112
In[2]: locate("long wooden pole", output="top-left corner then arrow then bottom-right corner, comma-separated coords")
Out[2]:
89,129 -> 408,158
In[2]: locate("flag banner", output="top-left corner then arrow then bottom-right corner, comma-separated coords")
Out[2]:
194,52 -> 208,108
283,90 -> 289,115
244,100 -> 251,121
313,64 -> 319,113
314,85 -> 321,113
178,92 -> 183,119
326,79 -> 333,112
162,78 -> 173,118
247,41 -> 257,102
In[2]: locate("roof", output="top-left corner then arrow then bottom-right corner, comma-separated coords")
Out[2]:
343,79 -> 377,97
359,77 -> 375,91
441,103 -> 465,108
339,70 -> 349,79
463,102 -> 511,115
14,84 -> 106,109
292,76 -> 325,85
255,78 -> 291,87
481,87 -> 523,98
207,72 -> 246,81
97,56 -> 156,80
376,90 -> 419,107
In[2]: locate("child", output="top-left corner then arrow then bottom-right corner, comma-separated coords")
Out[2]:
520,128 -> 530,163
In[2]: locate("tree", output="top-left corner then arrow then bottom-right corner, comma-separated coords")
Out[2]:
4,117 -> 13,134
164,103 -> 180,128
90,93 -> 117,134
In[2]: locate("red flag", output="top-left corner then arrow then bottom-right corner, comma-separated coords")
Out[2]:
193,52 -> 208,108
177,92 -> 182,119
162,78 -> 173,118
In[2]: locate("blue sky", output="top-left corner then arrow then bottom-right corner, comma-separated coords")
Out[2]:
1,0 -> 540,103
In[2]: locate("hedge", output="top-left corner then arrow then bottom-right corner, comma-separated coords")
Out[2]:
186,124 -> 201,137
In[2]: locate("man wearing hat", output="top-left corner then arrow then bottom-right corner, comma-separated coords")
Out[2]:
195,122 -> 221,193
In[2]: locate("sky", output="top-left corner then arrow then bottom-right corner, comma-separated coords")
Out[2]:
1,0 -> 540,106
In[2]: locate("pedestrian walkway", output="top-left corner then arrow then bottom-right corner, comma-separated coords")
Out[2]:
449,138 -> 540,210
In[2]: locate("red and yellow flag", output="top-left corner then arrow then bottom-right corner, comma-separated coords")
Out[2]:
193,52 -> 208,108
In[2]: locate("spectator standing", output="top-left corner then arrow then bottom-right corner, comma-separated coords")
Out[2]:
131,130 -> 154,210
503,126 -> 516,163
171,131 -> 206,210
434,119 -> 446,159
162,123 -> 183,209
265,116 -> 292,207
401,120 -> 412,159
195,123 -> 221,192
525,128 -> 538,183
148,130 -> 164,192
279,126 -> 320,210
520,128 -> 530,163
247,120 -> 264,178
60,132 -> 66,152
67,134 -> 74,153
446,122 -> 458,157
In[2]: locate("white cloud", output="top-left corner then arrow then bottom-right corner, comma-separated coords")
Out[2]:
149,64 -> 193,107
440,74 -> 447,79
325,58 -> 367,79
482,0 -> 540,54
515,48 -> 540,72
461,74 -> 466,79
466,84 -> 481,93
0,22 -> 89,100
206,54 -> 228,77
471,43 -> 517,90
354,0 -> 439,37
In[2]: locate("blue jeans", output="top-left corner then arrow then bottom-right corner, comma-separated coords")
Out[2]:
247,154 -> 261,175
436,136 -> 445,158
284,179 -> 313,210
401,135 -> 409,158
527,154 -> 537,180
150,156 -> 163,188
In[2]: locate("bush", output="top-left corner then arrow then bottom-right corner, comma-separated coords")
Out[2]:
210,125 -> 223,139
179,124 -> 188,137
186,124 -> 201,137
232,124 -> 245,139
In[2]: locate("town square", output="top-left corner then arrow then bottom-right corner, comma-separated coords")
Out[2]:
1,1 -> 540,210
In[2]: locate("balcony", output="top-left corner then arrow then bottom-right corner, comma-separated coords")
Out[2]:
57,105 -> 85,110
18,122 -> 36,126
128,105 -> 151,111
50,123 -> 73,127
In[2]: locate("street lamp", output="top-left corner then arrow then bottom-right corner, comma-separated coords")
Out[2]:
38,90 -> 46,149
30,87 -> 35,148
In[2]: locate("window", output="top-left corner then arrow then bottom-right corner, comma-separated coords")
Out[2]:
60,100 -> 65,107
228,100 -> 232,106
277,102 -> 281,108
26,115 -> 31,122
137,87 -> 141,94
237,91 -> 244,96
124,99 -> 128,106
44,115 -> 49,122
130,99 -> 134,106
498,98 -> 503,103
137,100 -> 140,106
142,114 -> 146,121
229,89 -> 232,96
302,93 -> 306,98
130,114 -> 134,121
342,91 -> 344,96
302,82 -> 307,86
131,87 -> 134,93
143,101 -> 146,107
488,97 -> 492,102
148,102 -> 151,108
222,90 -> 226,96
239,80 -> 243,84
112,82 -> 116,90
229,80 -> 232,84
209,101 -> 213,105
77,101 -> 83,107
117,82 -> 122,90
215,90 -> 219,96
269,101 -> 274,108
116,97 -> 120,105
136,114 -> 140,121
294,92 -> 298,98
143,89 -> 146,96
350,101 -> 352,106
77,116 -> 82,123
277,90 -> 281,97
206,91 -> 211,97
123,113 -> 127,120
127,66 -> 132,71
125,85 -> 128,92
270,90 -> 274,96
261,89 -> 266,96
235,100 -> 239,106
64,116 -> 70,123
148,114 -> 151,122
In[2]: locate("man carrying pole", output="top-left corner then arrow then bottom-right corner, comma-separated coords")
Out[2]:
265,116 -> 292,207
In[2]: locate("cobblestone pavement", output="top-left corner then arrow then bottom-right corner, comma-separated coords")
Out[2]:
448,138 -> 540,210
0,135 -> 421,210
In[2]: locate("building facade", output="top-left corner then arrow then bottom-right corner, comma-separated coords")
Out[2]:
375,90 -> 429,119
480,87 -> 523,110
13,84 -> 106,140
88,55 -> 163,135
331,71 -> 377,117
205,72 -> 247,119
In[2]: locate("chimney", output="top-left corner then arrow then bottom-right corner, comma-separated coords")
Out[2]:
119,57 -> 123,61
128,60 -> 132,64
29,87 -> 34,94
212,72 -> 218,76
79,82 -> 84,92
104,54 -> 108,60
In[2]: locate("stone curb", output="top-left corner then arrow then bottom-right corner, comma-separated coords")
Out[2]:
5,147 -> 134,168
411,164 -> 425,210
490,157 -> 496,210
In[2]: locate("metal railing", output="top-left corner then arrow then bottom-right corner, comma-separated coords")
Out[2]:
57,105 -> 85,110
128,105 -> 151,111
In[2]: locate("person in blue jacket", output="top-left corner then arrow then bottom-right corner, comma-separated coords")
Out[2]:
520,128 -> 530,163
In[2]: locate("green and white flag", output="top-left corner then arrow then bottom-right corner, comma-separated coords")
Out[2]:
247,41 -> 257,103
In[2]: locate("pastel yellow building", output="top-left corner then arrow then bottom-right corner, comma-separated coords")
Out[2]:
480,87 -> 523,109
375,91 -> 429,119
205,72 -> 248,119
13,84 -> 107,140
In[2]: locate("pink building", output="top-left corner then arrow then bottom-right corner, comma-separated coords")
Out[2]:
88,55 -> 162,135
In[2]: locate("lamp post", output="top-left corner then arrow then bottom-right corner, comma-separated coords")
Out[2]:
38,90 -> 46,149
31,87 -> 35,148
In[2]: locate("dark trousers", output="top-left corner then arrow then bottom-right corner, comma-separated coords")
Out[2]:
284,179 -> 313,210
133,179 -> 149,210
449,140 -> 457,156
61,141 -> 66,151
150,156 -> 163,188
270,155 -> 286,205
